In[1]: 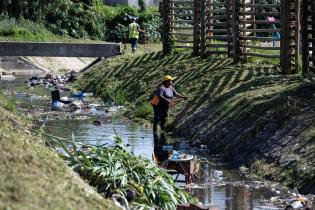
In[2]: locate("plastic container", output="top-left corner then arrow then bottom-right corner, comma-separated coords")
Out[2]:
52,101 -> 64,110
172,151 -> 180,160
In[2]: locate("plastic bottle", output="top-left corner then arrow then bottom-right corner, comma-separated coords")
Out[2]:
172,151 -> 179,160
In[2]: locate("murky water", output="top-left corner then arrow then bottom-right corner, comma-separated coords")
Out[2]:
43,119 -> 283,210
1,76 -> 289,210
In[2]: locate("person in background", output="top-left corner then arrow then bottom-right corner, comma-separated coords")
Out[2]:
151,75 -> 188,132
128,17 -> 145,53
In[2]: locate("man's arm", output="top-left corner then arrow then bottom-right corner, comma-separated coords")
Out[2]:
137,24 -> 145,33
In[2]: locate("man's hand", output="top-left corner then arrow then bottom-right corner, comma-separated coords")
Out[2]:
183,96 -> 188,100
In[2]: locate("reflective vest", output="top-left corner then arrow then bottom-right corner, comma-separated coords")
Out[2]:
129,22 -> 139,39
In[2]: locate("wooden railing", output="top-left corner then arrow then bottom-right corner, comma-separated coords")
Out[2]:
161,0 -> 305,74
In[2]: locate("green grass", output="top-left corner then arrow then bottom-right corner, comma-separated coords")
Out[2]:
0,107 -> 118,210
77,46 -> 315,193
0,18 -> 103,43
0,90 -> 17,112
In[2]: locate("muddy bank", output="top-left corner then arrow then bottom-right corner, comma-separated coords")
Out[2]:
77,52 -> 315,194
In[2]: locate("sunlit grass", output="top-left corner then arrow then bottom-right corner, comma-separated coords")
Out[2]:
0,18 -> 104,43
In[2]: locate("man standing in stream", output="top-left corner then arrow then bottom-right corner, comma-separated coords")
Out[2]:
151,75 -> 188,132
128,17 -> 145,53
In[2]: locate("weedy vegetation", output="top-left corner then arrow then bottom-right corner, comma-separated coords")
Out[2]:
0,90 -> 17,112
59,135 -> 194,209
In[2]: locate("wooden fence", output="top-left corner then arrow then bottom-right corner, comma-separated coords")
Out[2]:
301,0 -> 315,74
161,0 -> 305,74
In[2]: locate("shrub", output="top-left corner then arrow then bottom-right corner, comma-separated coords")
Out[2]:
138,11 -> 161,43
138,0 -> 146,12
134,102 -> 152,120
45,0 -> 107,39
0,1 -> 161,43
105,7 -> 161,43
106,23 -> 129,43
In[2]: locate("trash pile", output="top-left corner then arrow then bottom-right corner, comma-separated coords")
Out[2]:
50,89 -> 125,115
27,71 -> 77,90
264,193 -> 314,210
170,150 -> 194,161
25,73 -> 125,115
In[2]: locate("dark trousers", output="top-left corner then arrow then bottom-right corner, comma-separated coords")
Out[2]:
153,105 -> 169,130
130,38 -> 138,51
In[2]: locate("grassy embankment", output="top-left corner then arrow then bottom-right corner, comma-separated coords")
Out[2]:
0,94 -> 117,210
77,45 -> 315,194
0,18 -> 103,43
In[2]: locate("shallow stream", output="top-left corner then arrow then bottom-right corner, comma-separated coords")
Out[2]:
1,76 -> 301,210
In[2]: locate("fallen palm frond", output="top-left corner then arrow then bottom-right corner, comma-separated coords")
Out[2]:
60,135 -> 195,210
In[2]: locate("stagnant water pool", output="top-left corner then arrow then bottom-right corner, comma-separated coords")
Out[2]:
1,76 -> 294,210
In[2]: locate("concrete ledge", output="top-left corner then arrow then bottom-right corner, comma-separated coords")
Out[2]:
0,42 -> 122,57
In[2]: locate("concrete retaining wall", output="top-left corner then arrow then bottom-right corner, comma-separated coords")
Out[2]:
0,42 -> 122,57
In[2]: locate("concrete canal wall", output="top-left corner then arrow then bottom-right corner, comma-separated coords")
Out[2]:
0,57 -> 97,75
0,42 -> 122,57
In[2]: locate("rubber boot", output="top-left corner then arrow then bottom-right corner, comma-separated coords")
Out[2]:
153,123 -> 158,133
160,124 -> 165,132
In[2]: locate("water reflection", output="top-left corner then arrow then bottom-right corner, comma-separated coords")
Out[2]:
190,161 -> 279,210
153,132 -> 173,165
44,119 -> 155,159
43,120 -> 282,210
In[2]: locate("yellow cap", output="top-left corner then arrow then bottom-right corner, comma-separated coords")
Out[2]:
163,75 -> 174,81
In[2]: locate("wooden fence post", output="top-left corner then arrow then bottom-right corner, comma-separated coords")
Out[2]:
251,0 -> 256,38
241,0 -> 247,62
209,0 -> 214,44
294,0 -> 301,73
280,0 -> 292,74
193,0 -> 201,55
301,0 -> 309,74
311,1 -> 315,72
226,0 -> 233,57
200,0 -> 207,56
232,0 -> 240,63
162,0 -> 172,54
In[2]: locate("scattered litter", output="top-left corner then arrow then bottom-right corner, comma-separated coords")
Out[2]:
27,72 -> 77,89
257,206 -> 282,210
52,101 -> 64,110
239,165 -> 249,173
213,170 -> 223,178
170,150 -> 194,161
93,119 -> 102,126
265,192 -> 314,210
1,72 -> 16,80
